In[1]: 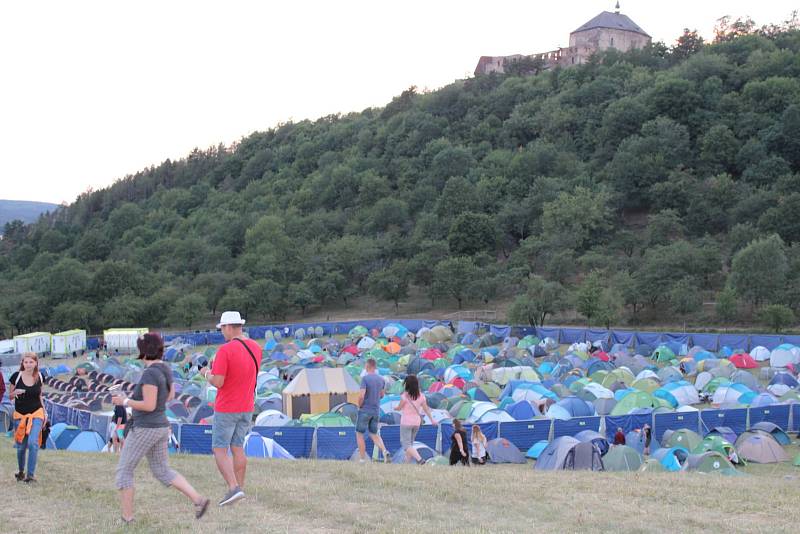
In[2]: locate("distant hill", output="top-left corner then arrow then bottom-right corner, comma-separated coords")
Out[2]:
0,199 -> 59,227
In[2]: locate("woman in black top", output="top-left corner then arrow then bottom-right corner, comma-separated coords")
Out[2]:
449,419 -> 470,466
8,353 -> 46,482
112,333 -> 209,523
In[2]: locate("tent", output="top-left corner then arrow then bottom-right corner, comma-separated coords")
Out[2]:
243,432 -> 294,459
54,425 -> 82,449
65,431 -> 105,452
486,438 -> 527,464
750,346 -> 770,361
254,409 -> 291,427
564,441 -> 604,471
391,442 -> 437,464
729,353 -> 758,369
535,436 -> 581,470
651,447 -> 689,471
526,440 -> 550,460
705,426 -> 738,445
737,434 -> 788,463
574,430 -> 610,456
282,368 -> 360,419
662,428 -> 702,451
603,445 -> 642,471
750,422 -> 792,446
686,451 -> 736,474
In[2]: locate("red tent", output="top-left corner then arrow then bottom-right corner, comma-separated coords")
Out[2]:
421,348 -> 444,361
449,377 -> 466,389
730,353 -> 758,369
341,345 -> 359,356
594,351 -> 610,362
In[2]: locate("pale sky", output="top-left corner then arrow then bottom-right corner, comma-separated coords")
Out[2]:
0,1 -> 795,204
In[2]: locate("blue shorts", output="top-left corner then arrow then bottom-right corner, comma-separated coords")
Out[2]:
356,410 -> 380,435
212,411 -> 251,449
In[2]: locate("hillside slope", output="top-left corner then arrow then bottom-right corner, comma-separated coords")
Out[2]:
0,199 -> 58,228
1,25 -> 800,336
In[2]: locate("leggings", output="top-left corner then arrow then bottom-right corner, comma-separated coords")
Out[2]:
115,426 -> 177,490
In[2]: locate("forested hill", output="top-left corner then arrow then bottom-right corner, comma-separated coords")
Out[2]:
2,24 -> 800,336
0,200 -> 58,228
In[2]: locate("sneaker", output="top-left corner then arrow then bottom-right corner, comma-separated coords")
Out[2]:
358,458 -> 366,464
218,486 -> 245,507
194,498 -> 210,519
24,476 -> 37,483
383,450 -> 391,464
15,472 -> 25,482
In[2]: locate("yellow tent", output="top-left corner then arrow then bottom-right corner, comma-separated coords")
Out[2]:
282,368 -> 361,419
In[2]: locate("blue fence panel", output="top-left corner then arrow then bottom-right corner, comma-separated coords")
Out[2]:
90,414 -> 111,441
690,334 -> 718,351
718,334 -> 750,351
700,408 -> 748,437
748,405 -> 790,430
440,422 -> 498,454
792,405 -> 800,432
67,408 -> 79,427
749,335 -> 782,350
490,325 -> 511,338
415,425 -> 439,451
586,329 -> 610,345
653,412 -> 700,444
253,426 -> 315,459
635,332 -> 662,347
180,424 -> 213,454
781,335 -> 800,347
76,410 -> 92,431
378,425 -> 402,454
603,414 -> 652,441
88,337 -> 100,350
536,327 -> 560,343
560,328 -> 586,344
497,420 -> 552,451
552,416 -> 601,439
610,330 -> 636,347
458,321 -> 479,334
53,403 -> 68,423
315,427 -> 356,460
661,333 -> 689,345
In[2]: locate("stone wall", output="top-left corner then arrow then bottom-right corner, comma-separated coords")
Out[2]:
567,27 -> 651,65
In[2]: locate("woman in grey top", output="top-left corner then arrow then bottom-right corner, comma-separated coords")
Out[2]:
113,333 -> 209,524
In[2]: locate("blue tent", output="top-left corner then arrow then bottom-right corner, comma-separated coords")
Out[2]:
66,431 -> 105,452
652,446 -> 689,471
54,426 -> 82,449
534,436 -> 580,470
243,432 -> 295,459
505,400 -> 538,421
574,430 -> 610,456
547,397 -> 594,420
486,438 -> 526,464
526,440 -> 549,459
769,373 -> 798,388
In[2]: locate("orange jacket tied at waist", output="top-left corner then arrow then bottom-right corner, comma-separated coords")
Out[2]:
13,408 -> 45,446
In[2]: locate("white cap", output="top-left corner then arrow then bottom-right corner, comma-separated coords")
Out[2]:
216,311 -> 246,329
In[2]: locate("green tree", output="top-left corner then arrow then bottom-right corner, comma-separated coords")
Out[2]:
668,277 -> 703,316
367,260 -> 410,310
39,258 -> 91,307
166,293 -> 207,328
671,28 -> 705,60
576,271 -> 604,324
447,213 -> 497,256
288,282 -> 315,315
432,257 -> 477,309
730,235 -> 788,308
247,279 -> 287,321
217,287 -> 250,319
506,276 -> 568,327
758,304 -> 796,333
76,229 -> 111,261
49,301 -> 97,333
541,187 -> 614,250
715,287 -> 739,323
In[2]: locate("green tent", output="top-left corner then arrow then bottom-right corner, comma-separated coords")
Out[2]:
664,428 -> 702,451
602,368 -> 635,387
631,378 -> 660,394
703,377 -> 731,394
299,412 -> 354,427
652,345 -> 676,362
517,335 -> 540,350
589,370 -> 609,384
610,391 -> 659,416
639,458 -> 666,472
693,436 -> 740,463
349,325 -> 368,338
480,382 -> 502,399
569,378 -> 591,394
688,451 -> 737,475
604,445 -> 643,471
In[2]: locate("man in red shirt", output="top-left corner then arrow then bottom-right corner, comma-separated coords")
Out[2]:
201,311 -> 261,507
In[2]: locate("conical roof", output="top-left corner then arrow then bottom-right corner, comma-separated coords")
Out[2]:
572,11 -> 650,37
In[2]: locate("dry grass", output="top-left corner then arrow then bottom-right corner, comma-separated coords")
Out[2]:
3,435 -> 799,534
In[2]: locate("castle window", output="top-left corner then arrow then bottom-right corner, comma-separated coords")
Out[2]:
611,37 -> 614,46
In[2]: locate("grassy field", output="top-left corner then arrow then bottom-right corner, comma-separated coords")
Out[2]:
3,435 -> 799,534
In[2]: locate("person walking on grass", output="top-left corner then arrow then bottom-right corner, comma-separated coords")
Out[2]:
395,374 -> 438,464
201,311 -> 261,506
449,419 -> 470,466
111,402 -> 128,453
9,353 -> 46,483
356,358 -> 392,463
643,424 -> 652,455
113,333 -> 209,524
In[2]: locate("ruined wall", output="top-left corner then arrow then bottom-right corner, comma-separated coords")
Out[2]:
567,28 -> 651,65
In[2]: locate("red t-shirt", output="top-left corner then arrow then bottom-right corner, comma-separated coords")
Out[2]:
211,338 -> 262,413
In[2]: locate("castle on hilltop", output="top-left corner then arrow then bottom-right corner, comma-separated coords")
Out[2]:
474,3 -> 651,76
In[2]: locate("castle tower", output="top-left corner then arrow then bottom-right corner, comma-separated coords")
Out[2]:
566,8 -> 651,65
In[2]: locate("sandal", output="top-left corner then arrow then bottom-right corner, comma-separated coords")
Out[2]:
195,498 -> 210,519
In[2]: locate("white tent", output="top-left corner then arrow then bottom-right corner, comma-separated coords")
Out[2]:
52,330 -> 87,355
749,346 -> 770,362
13,332 -> 51,354
770,348 -> 798,368
104,328 -> 148,352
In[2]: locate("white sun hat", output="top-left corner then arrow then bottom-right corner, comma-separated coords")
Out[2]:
217,311 -> 246,329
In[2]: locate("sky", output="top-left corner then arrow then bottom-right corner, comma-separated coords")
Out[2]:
0,1 -> 795,204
